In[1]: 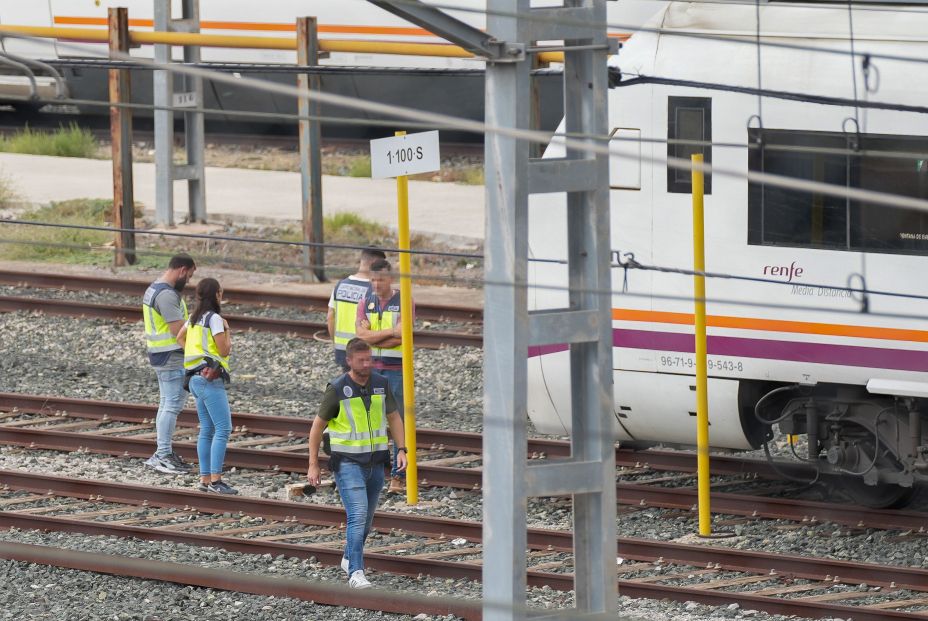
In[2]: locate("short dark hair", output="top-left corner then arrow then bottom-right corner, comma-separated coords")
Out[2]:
345,337 -> 371,357
370,258 -> 391,273
168,254 -> 196,270
360,247 -> 386,263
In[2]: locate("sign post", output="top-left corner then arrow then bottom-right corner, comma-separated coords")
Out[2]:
370,130 -> 441,505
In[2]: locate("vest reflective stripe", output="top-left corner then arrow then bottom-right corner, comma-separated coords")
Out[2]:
183,315 -> 230,371
332,278 -> 371,351
366,292 -> 403,363
142,284 -> 188,354
327,375 -> 389,454
333,300 -> 358,352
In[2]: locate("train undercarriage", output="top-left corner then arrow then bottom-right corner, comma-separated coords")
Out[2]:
755,383 -> 928,508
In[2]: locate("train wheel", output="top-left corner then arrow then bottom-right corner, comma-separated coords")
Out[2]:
838,477 -> 916,509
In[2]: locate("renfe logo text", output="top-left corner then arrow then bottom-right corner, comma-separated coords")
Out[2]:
763,261 -> 804,282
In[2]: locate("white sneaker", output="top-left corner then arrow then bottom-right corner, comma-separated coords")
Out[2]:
340,557 -> 350,575
348,570 -> 371,589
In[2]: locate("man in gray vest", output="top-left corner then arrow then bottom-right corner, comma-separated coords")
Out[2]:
142,254 -> 197,474
327,248 -> 386,370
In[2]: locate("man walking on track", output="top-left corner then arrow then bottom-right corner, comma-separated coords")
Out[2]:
356,258 -> 413,494
327,248 -> 387,370
142,253 -> 196,475
307,338 -> 407,589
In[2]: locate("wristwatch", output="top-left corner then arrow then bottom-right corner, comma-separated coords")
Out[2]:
397,447 -> 408,454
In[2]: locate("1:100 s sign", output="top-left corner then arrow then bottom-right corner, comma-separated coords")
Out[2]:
386,146 -> 424,165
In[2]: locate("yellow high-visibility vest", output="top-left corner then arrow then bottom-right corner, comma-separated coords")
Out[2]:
183,312 -> 230,372
327,373 -> 389,454
332,277 -> 372,357
363,291 -> 402,364
142,283 -> 188,354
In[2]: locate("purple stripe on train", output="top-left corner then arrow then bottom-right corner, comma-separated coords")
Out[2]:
527,329 -> 928,373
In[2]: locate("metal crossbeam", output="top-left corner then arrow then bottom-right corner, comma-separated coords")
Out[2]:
367,0 -> 523,60
525,460 -> 605,497
528,158 -> 600,194
528,309 -> 599,347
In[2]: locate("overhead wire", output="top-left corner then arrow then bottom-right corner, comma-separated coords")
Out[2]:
2,25 -> 928,309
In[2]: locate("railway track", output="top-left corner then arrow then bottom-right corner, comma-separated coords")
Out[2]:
0,292 -> 482,349
0,541 -> 479,620
1,469 -> 927,620
0,269 -> 484,324
1,393 -> 926,531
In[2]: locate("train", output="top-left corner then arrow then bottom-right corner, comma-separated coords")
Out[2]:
528,0 -> 928,507
0,1 -> 663,141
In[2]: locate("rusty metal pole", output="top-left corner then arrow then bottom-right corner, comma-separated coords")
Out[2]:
297,17 -> 325,282
108,7 -> 136,266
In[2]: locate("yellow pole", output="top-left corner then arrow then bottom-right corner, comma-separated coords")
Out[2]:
395,131 -> 418,505
0,24 -> 565,61
692,153 -> 711,537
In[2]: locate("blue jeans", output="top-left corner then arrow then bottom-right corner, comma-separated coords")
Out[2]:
154,368 -> 187,458
333,459 -> 385,575
377,369 -> 405,479
189,375 -> 232,476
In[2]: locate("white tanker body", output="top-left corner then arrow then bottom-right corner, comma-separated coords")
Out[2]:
0,1 -> 664,139
528,1 -> 928,507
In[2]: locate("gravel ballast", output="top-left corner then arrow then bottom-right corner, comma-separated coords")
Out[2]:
0,310 -> 483,432
1,310 -> 926,620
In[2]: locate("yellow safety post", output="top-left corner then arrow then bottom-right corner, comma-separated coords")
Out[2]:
395,131 -> 418,505
691,153 -> 712,537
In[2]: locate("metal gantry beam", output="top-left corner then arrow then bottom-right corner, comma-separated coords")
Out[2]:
153,0 -> 206,226
367,0 -> 523,60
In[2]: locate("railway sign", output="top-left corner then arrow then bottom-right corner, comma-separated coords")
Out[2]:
370,130 -> 440,179
172,92 -> 197,108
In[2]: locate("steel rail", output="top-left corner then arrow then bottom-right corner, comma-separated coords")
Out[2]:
3,470 -> 927,592
0,508 -> 925,620
0,269 -> 483,323
0,392 -> 569,457
0,294 -> 482,349
0,540 -> 484,620
0,392 -> 811,474
0,426 -> 925,531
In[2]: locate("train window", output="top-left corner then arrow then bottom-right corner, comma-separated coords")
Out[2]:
609,127 -> 641,190
667,97 -> 712,194
748,129 -> 928,255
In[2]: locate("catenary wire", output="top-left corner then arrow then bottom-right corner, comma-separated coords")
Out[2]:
30,90 -> 928,164
5,231 -> 928,325
7,218 -> 928,306
6,35 -> 928,303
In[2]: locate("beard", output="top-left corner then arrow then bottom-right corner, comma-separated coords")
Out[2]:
173,276 -> 188,292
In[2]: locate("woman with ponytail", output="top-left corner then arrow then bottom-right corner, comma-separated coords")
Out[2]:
176,278 -> 237,495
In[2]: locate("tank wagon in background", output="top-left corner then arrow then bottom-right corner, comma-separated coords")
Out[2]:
528,1 -> 928,507
0,0 -> 663,140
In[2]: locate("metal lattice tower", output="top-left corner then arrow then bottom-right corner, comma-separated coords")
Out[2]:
153,0 -> 206,226
366,1 -> 615,617
481,1 -> 615,619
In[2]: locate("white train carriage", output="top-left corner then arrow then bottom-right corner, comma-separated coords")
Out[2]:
528,1 -> 928,506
